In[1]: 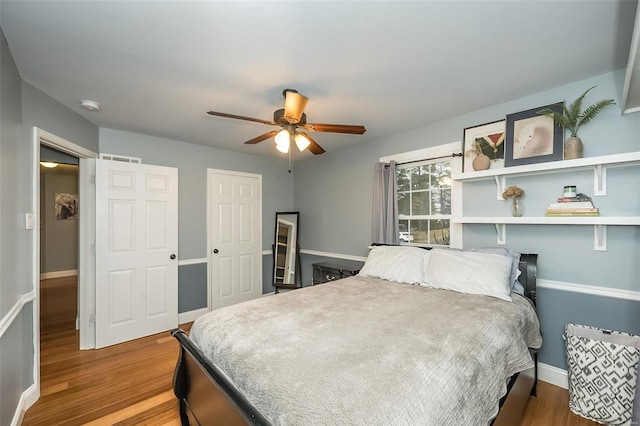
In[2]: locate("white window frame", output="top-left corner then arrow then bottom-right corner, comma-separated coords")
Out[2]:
380,141 -> 463,249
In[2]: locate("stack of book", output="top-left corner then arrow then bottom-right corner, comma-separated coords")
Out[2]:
546,194 -> 599,217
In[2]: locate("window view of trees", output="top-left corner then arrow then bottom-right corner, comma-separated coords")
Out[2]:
397,160 -> 451,246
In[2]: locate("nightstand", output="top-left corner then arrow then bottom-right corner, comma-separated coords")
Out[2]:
312,260 -> 364,285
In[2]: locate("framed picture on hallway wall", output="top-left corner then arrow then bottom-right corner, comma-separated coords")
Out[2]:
55,193 -> 78,220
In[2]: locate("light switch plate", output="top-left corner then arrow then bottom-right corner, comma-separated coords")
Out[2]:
25,213 -> 35,230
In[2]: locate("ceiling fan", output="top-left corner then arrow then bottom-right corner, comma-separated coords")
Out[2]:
207,89 -> 366,155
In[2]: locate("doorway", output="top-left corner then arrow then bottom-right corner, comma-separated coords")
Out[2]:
32,128 -> 97,400
39,147 -> 80,336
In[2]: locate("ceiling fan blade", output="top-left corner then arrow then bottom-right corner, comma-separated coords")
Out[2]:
303,123 -> 366,134
244,130 -> 279,145
207,111 -> 276,126
298,132 -> 325,155
284,90 -> 309,124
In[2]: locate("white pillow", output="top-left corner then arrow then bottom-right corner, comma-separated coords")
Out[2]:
359,245 -> 426,284
466,247 -> 523,295
423,249 -> 512,301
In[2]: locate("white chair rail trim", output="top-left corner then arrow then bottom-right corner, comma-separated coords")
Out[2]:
177,258 -> 207,266
538,279 -> 640,302
299,249 -> 367,262
0,291 -> 36,338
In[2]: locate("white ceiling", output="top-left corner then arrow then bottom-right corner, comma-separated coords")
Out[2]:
2,1 -> 637,159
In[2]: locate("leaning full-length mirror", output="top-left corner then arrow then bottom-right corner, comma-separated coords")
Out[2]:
273,212 -> 300,289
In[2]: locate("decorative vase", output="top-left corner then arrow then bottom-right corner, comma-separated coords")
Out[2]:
472,154 -> 490,171
511,197 -> 523,217
565,137 -> 583,160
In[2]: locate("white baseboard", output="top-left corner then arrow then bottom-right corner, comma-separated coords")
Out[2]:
178,307 -> 208,324
11,383 -> 38,426
39,269 -> 78,280
538,362 -> 568,389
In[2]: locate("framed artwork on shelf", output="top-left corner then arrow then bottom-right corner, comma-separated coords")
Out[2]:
462,119 -> 506,172
504,102 -> 564,167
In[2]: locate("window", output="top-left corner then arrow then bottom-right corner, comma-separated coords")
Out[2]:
397,158 -> 452,246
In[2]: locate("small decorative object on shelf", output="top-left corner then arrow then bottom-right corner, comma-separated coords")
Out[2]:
538,86 -> 616,160
546,189 -> 599,217
563,185 -> 577,198
463,120 -> 505,172
502,185 -> 525,217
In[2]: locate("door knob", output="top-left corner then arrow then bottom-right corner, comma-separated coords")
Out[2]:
170,254 -> 176,260
213,249 -> 219,254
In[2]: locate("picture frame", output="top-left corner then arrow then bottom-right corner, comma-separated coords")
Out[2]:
504,102 -> 564,167
462,119 -> 506,173
55,193 -> 78,220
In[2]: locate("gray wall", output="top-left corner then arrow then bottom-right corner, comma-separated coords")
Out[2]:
1,25 -> 99,422
99,129 -> 295,309
22,81 -> 99,153
40,165 -> 79,274
293,69 -> 640,370
0,27 -> 33,426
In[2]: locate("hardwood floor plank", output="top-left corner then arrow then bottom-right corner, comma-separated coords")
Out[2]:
26,277 -> 596,425
84,390 -> 175,426
521,381 -> 599,425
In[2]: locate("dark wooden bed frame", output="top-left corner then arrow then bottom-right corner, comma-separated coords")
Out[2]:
172,253 -> 539,425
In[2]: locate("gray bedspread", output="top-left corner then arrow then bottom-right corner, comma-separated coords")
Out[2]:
190,275 -> 542,425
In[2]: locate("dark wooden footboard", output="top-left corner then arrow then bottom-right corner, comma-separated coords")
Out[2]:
172,329 -> 269,425
172,253 -> 540,425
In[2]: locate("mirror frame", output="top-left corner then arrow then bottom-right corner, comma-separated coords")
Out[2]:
272,211 -> 300,290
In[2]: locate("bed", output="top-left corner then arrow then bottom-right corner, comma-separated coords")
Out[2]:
172,248 -> 541,425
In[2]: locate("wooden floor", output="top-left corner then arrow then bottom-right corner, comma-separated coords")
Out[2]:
23,276 -> 190,425
25,277 -> 598,425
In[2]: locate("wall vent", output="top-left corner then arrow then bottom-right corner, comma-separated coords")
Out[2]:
99,153 -> 142,163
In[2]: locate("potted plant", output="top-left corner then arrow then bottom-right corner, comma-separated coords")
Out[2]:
538,86 -> 615,159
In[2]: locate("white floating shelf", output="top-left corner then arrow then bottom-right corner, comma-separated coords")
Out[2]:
451,217 -> 640,225
452,151 -> 640,181
452,151 -> 640,199
452,217 -> 640,251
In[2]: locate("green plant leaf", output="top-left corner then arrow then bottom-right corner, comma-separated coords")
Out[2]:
567,86 -> 595,129
577,99 -> 616,129
535,86 -> 615,137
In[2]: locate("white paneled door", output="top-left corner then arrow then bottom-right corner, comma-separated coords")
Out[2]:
209,170 -> 262,311
95,159 -> 178,348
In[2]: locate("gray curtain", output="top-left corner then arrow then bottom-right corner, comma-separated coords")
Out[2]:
372,161 -> 400,244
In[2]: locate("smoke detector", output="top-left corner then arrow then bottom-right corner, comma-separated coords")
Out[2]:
80,100 -> 101,111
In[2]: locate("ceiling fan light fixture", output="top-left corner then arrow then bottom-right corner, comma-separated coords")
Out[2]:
275,140 -> 290,153
294,133 -> 310,152
275,129 -> 290,145
275,129 -> 290,153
